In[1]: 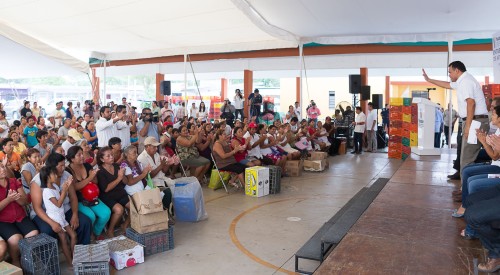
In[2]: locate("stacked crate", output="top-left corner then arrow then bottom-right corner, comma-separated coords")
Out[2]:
388,98 -> 403,159
401,98 -> 412,160
388,98 -> 418,160
126,226 -> 174,256
410,103 -> 418,147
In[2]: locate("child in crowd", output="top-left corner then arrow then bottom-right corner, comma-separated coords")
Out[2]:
130,131 -> 139,147
40,166 -> 77,265
108,137 -> 123,163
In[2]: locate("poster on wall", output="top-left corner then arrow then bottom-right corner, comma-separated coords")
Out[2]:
493,31 -> 500,82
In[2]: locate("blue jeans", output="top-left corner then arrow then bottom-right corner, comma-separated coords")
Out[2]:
33,210 -> 91,245
461,163 -> 500,202
464,185 -> 500,258
78,200 -> 111,236
464,175 -> 500,238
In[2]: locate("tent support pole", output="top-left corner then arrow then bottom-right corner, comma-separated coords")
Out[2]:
299,43 -> 303,117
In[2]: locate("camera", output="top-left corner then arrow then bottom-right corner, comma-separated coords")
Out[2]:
85,100 -> 95,106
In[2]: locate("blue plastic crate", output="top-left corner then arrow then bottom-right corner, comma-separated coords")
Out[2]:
126,226 -> 174,256
19,233 -> 60,275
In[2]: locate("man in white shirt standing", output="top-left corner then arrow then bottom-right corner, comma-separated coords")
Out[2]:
189,103 -> 198,119
52,101 -> 65,127
365,102 -> 377,152
351,107 -> 366,154
115,105 -> 135,149
95,106 -> 123,148
73,102 -> 82,118
423,61 -> 489,176
294,102 -> 302,120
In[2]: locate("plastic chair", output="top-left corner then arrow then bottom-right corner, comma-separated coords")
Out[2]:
174,148 -> 188,177
210,153 -> 229,193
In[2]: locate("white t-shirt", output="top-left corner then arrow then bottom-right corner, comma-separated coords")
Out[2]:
450,71 -> 488,118
490,129 -> 500,167
243,131 -> 263,159
260,134 -> 273,156
116,120 -> 131,148
365,109 -> 377,131
42,186 -> 69,228
95,117 -> 118,148
233,96 -> 244,109
123,162 -> 146,196
354,112 -> 366,133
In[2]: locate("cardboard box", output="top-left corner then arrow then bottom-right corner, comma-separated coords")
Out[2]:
245,166 -> 269,197
310,152 -> 328,160
0,262 -> 22,275
338,142 -> 346,155
129,197 -> 169,234
131,188 -> 163,215
303,159 -> 327,171
285,160 -> 303,177
98,236 -> 144,271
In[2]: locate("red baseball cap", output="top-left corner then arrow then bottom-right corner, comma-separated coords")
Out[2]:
248,122 -> 258,128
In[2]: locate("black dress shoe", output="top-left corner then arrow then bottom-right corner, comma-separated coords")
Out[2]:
350,151 -> 357,154
448,172 -> 460,180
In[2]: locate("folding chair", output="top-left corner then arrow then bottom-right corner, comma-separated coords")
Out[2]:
174,148 -> 188,177
210,153 -> 229,193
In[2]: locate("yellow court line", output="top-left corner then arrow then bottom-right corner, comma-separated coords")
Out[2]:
229,197 -> 313,275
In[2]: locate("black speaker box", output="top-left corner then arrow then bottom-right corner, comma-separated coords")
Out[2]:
372,94 -> 383,109
161,81 -> 171,95
360,86 -> 371,100
349,74 -> 361,94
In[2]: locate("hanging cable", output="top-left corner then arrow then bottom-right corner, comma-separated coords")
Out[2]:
186,54 -> 203,99
302,54 -> 310,102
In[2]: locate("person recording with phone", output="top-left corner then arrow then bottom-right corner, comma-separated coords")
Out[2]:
137,108 -> 163,154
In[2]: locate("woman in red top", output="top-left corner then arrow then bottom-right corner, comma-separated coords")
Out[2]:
231,127 -> 260,167
0,164 -> 39,267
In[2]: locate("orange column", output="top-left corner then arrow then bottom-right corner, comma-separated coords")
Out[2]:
360,68 -> 368,113
91,68 -> 100,104
156,73 -> 164,101
221,78 -> 228,100
485,76 -> 490,85
244,70 -> 253,118
296,77 -> 301,104
385,76 -> 390,105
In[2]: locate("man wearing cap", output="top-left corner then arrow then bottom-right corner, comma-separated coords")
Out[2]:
248,89 -> 263,119
307,102 -> 321,126
62,129 -> 81,153
58,118 -> 71,143
137,136 -> 173,190
52,101 -> 65,127
95,106 -> 124,148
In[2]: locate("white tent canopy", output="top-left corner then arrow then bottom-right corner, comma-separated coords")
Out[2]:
0,0 -> 499,77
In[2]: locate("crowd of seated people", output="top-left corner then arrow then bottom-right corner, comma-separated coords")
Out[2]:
0,95 -> 399,268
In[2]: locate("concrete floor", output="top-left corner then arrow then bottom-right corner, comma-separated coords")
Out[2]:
61,151 -> 402,275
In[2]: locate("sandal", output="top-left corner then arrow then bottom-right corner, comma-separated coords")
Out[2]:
451,209 -> 464,218
229,181 -> 240,189
460,229 -> 478,240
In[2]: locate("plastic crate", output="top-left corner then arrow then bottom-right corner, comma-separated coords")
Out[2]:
390,127 -> 401,136
126,226 -> 174,256
74,262 -> 109,275
390,98 -> 403,106
402,114 -> 411,123
402,137 -> 410,147
402,128 -> 411,138
73,243 -> 110,275
389,135 -> 402,143
403,98 -> 412,106
390,121 -> 402,128
402,145 -> 411,155
390,112 -> 402,120
268,165 -> 281,194
402,106 -> 411,114
390,106 -> 402,113
388,142 -> 402,150
19,233 -> 60,275
402,153 -> 409,160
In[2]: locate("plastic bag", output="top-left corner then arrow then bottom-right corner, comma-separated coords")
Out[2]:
173,177 -> 208,222
208,169 -> 231,190
146,173 -> 155,189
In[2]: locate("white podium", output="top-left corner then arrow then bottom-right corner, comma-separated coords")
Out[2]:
411,98 -> 441,155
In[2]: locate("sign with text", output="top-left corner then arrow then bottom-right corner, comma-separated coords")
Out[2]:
493,31 -> 500,82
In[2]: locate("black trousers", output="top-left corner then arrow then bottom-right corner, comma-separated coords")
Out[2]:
353,132 -> 363,153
